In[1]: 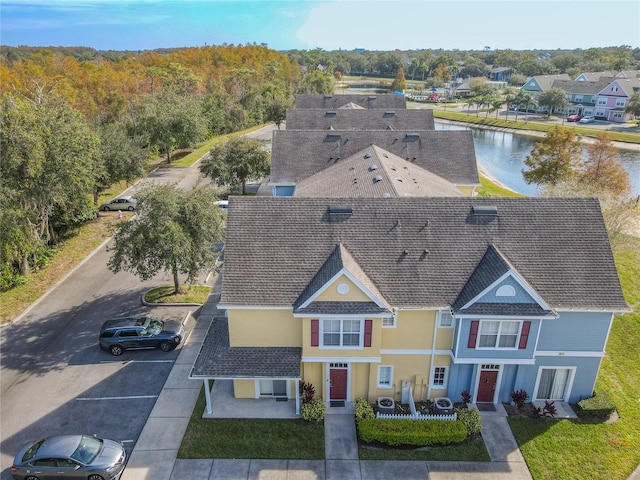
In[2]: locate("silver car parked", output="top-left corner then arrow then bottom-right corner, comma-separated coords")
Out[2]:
11,434 -> 126,480
99,196 -> 136,211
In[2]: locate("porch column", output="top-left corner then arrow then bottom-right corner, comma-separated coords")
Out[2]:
295,378 -> 300,415
204,378 -> 213,415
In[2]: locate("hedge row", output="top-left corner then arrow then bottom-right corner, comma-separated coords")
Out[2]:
576,392 -> 616,418
358,418 -> 467,447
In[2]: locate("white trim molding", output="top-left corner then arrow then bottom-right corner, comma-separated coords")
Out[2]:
535,350 -> 604,358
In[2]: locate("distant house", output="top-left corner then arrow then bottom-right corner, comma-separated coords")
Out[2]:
190,197 -> 628,415
285,108 -> 435,131
261,129 -> 480,197
594,75 -> 640,122
574,71 -> 616,82
520,74 -> 572,113
489,67 -> 512,82
550,78 -> 612,117
295,94 -> 406,109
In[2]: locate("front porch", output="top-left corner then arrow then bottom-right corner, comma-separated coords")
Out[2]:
200,379 -> 355,418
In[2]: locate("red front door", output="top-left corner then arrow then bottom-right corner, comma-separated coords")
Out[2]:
477,370 -> 498,402
330,368 -> 347,400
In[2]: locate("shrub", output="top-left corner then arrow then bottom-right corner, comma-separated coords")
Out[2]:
357,418 -> 467,447
454,407 -> 482,437
460,389 -> 472,404
301,398 -> 325,423
354,398 -> 375,421
576,392 -> 616,418
510,389 -> 529,409
298,381 -> 315,404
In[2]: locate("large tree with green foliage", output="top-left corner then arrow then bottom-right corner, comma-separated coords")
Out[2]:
1,93 -> 98,278
138,92 -> 208,164
625,91 -> 640,125
522,126 -> 582,186
107,184 -> 225,294
199,136 -> 270,194
537,88 -> 569,117
391,68 -> 407,92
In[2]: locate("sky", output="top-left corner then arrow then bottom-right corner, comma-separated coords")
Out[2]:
1,0 -> 638,52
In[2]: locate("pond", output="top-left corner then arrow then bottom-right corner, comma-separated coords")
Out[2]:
435,123 -> 640,197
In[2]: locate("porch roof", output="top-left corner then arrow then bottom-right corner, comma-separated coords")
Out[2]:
190,318 -> 302,379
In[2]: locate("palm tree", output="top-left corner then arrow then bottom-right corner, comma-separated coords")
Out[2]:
624,91 -> 640,125
491,97 -> 506,119
514,91 -> 535,123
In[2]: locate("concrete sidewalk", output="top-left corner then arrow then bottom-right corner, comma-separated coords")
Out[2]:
122,291 -> 532,480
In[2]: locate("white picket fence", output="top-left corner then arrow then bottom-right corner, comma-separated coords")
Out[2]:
376,412 -> 457,421
375,386 -> 457,421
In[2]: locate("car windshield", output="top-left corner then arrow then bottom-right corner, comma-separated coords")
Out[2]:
147,318 -> 163,335
70,435 -> 102,465
22,439 -> 44,462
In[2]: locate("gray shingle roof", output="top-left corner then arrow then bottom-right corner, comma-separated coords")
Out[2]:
551,79 -> 612,95
285,109 -> 435,131
293,145 -> 463,198
269,130 -> 479,186
294,301 -> 389,315
459,303 -> 555,317
295,94 -> 406,109
220,197 -> 628,312
190,318 -> 302,378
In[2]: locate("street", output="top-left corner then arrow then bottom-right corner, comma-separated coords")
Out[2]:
0,158 -> 212,479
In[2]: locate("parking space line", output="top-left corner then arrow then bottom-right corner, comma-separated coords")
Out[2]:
77,395 -> 158,400
99,360 -> 175,364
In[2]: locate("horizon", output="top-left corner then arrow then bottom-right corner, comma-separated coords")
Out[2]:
1,1 -> 638,53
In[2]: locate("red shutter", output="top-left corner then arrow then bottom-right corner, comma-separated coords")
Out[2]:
519,321 -> 531,349
364,319 -> 373,347
311,319 -> 319,346
468,320 -> 479,348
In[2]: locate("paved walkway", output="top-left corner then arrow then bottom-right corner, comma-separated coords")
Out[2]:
121,289 -> 533,480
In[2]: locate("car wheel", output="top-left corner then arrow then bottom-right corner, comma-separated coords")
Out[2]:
127,206 -> 134,211
159,341 -> 173,352
110,345 -> 124,356
88,475 -> 105,480
102,206 -> 110,211
25,476 -> 41,480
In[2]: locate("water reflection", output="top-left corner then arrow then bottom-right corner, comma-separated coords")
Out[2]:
435,123 -> 640,196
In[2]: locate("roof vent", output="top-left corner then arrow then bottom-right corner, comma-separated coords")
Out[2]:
382,192 -> 391,197
325,111 -> 337,117
326,134 -> 341,141
405,133 -> 420,140
472,205 -> 498,216
384,111 -> 396,117
364,153 -> 372,159
368,96 -> 377,100
324,95 -> 333,99
328,205 -> 352,216
369,164 -> 378,171
373,175 -> 383,183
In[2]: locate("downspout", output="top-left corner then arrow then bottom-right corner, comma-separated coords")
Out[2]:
427,312 -> 438,400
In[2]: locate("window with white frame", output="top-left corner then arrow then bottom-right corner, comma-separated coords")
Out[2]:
613,112 -> 623,119
615,99 -> 626,107
431,366 -> 448,388
574,95 -> 583,102
611,86 -> 619,92
322,319 -> 361,347
378,365 -> 393,388
382,316 -> 396,328
535,367 -> 574,400
438,310 -> 454,327
597,98 -> 607,105
478,320 -> 520,348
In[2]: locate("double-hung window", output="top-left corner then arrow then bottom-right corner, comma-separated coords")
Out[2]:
322,319 -> 362,347
431,366 -> 448,388
378,366 -> 393,388
479,320 -> 519,348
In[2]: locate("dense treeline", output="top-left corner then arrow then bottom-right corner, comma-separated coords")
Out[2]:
0,44 -> 335,290
288,45 -> 640,86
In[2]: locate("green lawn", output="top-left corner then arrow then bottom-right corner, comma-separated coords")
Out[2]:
509,237 -> 640,480
178,389 -> 325,459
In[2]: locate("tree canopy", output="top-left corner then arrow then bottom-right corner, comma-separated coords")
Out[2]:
107,184 -> 225,294
199,136 -> 270,194
522,126 -> 582,186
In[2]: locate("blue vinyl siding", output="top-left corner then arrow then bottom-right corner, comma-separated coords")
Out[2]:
454,318 -> 539,360
537,311 -> 612,352
477,277 -> 537,304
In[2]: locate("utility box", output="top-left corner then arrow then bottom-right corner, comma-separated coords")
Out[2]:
401,379 -> 412,403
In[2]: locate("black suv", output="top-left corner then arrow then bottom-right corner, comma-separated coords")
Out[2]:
99,316 -> 185,356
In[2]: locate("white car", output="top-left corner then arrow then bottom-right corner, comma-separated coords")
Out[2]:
215,200 -> 228,211
579,116 -> 595,124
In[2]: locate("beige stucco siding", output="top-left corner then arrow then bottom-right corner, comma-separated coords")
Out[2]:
233,379 -> 255,398
381,310 -> 435,349
435,327 -> 454,350
228,309 -> 300,347
314,275 -> 373,302
370,354 -> 431,402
